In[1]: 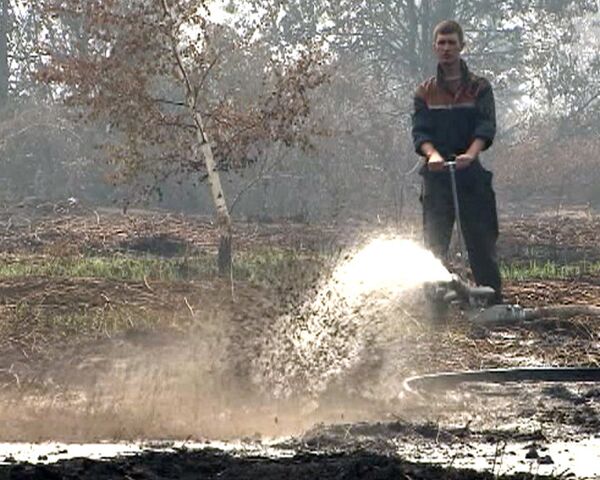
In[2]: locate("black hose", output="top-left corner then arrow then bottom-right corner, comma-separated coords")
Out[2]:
403,367 -> 600,394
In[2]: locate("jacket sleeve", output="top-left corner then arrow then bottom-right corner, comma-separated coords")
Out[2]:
473,81 -> 496,150
411,86 -> 434,156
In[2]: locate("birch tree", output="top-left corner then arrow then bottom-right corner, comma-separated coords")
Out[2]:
38,0 -> 328,275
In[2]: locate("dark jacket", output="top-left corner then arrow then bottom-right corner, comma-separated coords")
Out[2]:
412,59 -> 496,161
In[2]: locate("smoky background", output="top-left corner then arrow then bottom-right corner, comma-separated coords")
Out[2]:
0,1 -> 599,223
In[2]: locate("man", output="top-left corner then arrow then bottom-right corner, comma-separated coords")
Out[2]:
412,19 -> 502,304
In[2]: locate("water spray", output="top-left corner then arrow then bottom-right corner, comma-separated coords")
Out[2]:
253,236 -> 453,398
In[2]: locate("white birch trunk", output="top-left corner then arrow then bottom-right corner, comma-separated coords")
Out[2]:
197,125 -> 232,277
162,0 -> 232,276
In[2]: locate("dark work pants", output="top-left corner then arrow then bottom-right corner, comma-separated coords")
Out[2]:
420,161 -> 502,302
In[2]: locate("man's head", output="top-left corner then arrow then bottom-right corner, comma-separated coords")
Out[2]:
432,20 -> 464,67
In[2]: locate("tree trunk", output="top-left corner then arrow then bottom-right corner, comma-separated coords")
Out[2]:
161,0 -> 233,278
217,224 -> 232,277
0,0 -> 9,107
199,141 -> 232,278
406,0 -> 419,76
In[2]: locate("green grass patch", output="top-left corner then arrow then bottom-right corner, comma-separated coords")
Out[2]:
7,251 -> 600,285
0,254 -> 215,282
501,260 -> 600,281
0,249 -> 322,285
231,248 -> 324,286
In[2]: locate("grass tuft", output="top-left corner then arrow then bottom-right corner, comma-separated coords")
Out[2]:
0,249 -> 322,286
501,260 -> 600,281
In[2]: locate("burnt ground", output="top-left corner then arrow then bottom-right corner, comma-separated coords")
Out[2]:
0,449 -> 557,480
1,204 -> 600,478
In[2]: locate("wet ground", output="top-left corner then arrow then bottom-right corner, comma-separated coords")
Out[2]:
1,447 -> 560,479
1,206 -> 600,478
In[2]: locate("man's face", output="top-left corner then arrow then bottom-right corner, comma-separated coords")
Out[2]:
433,32 -> 463,66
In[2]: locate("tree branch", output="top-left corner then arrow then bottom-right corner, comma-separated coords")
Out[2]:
152,97 -> 186,108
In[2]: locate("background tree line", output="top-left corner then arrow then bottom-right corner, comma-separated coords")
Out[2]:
1,0 -> 599,224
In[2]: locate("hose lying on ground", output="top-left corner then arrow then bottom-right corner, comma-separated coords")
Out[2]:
471,304 -> 600,325
528,305 -> 600,318
403,303 -> 600,393
403,367 -> 600,394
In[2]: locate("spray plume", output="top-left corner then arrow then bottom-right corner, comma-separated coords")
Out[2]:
253,235 -> 451,398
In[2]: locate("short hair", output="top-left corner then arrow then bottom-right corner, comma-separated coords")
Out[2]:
433,20 -> 464,45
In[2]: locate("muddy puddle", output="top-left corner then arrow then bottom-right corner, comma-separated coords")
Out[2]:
2,379 -> 599,478
0,440 -> 295,464
2,436 -> 599,478
395,436 -> 600,478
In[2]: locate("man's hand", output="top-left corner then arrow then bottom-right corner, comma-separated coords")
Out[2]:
455,153 -> 475,170
427,151 -> 445,172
